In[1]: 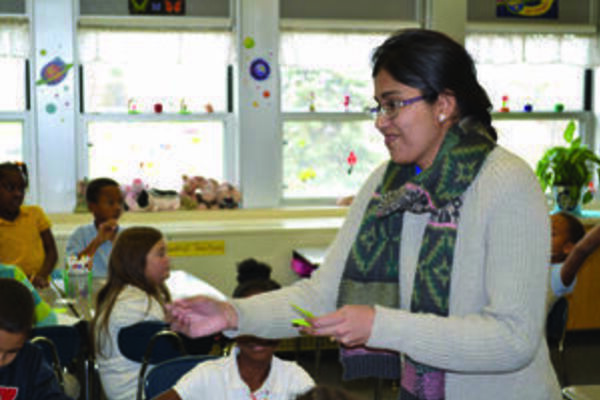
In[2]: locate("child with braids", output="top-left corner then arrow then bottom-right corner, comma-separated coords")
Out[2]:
0,162 -> 58,289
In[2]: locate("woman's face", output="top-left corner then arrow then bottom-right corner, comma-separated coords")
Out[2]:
373,69 -> 450,169
144,239 -> 170,286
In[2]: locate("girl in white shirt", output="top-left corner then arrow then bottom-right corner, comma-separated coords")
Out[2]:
91,226 -> 171,400
156,258 -> 314,400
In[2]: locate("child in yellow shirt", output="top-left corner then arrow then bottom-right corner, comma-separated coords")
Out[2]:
0,162 -> 58,289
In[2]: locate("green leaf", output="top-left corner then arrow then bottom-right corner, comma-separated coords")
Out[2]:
564,120 -> 576,143
583,191 -> 593,204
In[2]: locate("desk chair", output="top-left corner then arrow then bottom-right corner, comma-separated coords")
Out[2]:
118,321 -> 187,400
546,297 -> 569,386
144,355 -> 218,399
31,323 -> 83,397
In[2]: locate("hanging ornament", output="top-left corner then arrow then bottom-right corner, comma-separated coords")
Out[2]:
347,151 -> 357,175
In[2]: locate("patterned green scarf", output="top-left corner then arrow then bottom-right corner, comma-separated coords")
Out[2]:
337,125 -> 495,399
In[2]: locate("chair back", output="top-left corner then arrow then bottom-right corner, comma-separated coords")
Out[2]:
118,321 -> 188,400
144,355 -> 218,399
31,324 -> 82,368
546,296 -> 569,346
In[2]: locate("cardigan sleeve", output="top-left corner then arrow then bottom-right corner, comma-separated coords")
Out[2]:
366,151 -> 550,373
229,163 -> 389,339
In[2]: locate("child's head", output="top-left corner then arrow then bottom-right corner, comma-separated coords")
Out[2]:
108,226 -> 170,290
0,278 -> 34,367
93,227 -> 170,354
233,258 -> 281,364
86,178 -> 123,223
551,211 -> 585,263
0,162 -> 28,219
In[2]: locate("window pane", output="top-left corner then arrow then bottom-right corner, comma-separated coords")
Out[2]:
466,34 -> 591,111
280,32 -> 389,112
87,121 -> 224,190
495,119 -> 578,171
283,120 -> 388,198
79,30 -> 232,113
0,121 -> 23,162
0,58 -> 25,111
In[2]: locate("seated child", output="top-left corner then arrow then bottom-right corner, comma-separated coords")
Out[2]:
92,226 -> 171,400
0,278 -> 71,399
156,258 -> 315,400
0,263 -> 57,326
66,178 -> 123,278
549,211 -> 587,306
0,162 -> 58,289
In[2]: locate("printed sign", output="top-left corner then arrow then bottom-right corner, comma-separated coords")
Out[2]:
167,240 -> 225,256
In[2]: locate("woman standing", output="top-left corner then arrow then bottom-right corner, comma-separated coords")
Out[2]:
169,29 -> 558,400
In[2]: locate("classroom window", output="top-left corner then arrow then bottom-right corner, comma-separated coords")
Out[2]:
0,122 -> 23,163
466,33 -> 591,111
0,21 -> 28,112
281,31 -> 390,200
283,119 -> 388,199
495,119 -> 579,171
86,121 -> 225,190
78,28 -> 232,113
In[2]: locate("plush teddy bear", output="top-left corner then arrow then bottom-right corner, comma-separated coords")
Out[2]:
180,175 -> 205,210
123,178 -> 150,212
147,188 -> 180,211
216,182 -> 242,209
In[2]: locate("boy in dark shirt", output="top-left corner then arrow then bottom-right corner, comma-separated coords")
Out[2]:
0,278 -> 71,399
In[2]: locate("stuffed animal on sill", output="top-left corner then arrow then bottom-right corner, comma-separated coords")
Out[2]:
180,175 -> 220,210
147,188 -> 180,211
216,182 -> 242,209
123,178 -> 150,212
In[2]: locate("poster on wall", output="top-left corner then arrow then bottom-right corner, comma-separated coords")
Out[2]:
496,0 -> 558,19
129,0 -> 185,15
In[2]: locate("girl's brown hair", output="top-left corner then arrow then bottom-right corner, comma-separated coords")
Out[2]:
91,226 -> 171,355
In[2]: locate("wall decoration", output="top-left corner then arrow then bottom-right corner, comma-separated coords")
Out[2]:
36,57 -> 73,86
500,95 -> 510,112
263,90 -> 271,98
347,151 -> 357,175
40,49 -> 47,56
299,168 -> 316,182
45,103 -> 57,114
129,0 -> 185,15
496,0 -> 558,19
252,101 -> 259,108
243,37 -> 256,49
249,58 -> 271,81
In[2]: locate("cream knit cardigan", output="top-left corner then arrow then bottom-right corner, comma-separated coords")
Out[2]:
231,146 -> 561,400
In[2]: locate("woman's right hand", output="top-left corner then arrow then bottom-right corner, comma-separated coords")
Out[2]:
166,295 -> 239,338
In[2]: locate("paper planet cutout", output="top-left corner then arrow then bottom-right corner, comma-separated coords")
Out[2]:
36,57 -> 73,86
252,101 -> 259,108
249,58 -> 270,81
45,103 -> 57,114
40,49 -> 47,56
263,90 -> 271,98
243,37 -> 255,49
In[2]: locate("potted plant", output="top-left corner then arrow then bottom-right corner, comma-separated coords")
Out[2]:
536,120 -> 600,213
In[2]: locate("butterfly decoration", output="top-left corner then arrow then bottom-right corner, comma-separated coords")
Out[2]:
347,151 -> 357,175
165,0 -> 184,14
129,0 -> 149,13
150,0 -> 162,12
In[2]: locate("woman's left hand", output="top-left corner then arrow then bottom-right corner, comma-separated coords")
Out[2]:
301,305 -> 375,347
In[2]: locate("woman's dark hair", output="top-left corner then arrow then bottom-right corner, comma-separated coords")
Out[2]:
233,258 -> 281,298
92,226 -> 170,355
0,162 -> 29,188
372,28 -> 497,141
0,278 -> 35,334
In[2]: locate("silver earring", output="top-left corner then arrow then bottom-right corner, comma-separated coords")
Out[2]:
438,114 -> 446,122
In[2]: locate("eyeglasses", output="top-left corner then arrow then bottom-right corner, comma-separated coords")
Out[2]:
370,95 -> 424,120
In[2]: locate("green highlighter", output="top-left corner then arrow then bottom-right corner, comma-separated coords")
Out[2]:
291,303 -> 315,327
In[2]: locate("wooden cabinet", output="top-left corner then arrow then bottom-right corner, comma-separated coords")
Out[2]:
566,243 -> 600,331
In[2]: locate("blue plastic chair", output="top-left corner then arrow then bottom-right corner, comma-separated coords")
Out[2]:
30,323 -> 85,397
144,355 -> 218,399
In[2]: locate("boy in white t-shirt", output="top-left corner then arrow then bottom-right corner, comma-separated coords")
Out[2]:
156,259 -> 315,400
